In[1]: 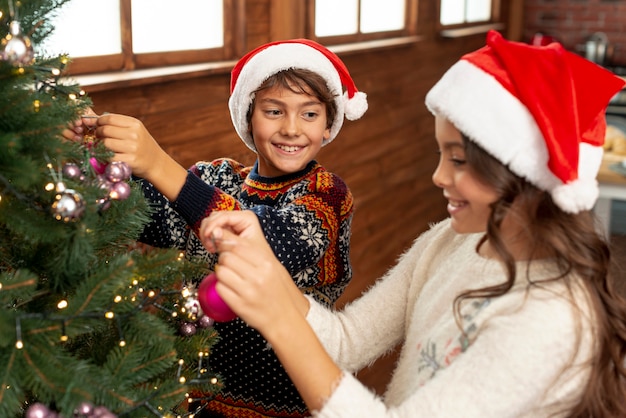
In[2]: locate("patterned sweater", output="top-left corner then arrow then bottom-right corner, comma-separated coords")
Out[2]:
137,158 -> 354,417
306,218 -> 594,417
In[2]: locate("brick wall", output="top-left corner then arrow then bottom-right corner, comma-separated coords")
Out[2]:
523,0 -> 626,66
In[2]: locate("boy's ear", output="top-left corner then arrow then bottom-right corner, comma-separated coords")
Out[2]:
323,127 -> 331,139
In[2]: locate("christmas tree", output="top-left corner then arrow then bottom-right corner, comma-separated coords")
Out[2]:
0,1 -> 221,416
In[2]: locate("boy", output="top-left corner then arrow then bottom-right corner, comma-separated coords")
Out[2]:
75,39 -> 367,417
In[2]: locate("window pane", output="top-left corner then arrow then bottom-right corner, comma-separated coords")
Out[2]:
315,0 -> 358,37
466,0 -> 491,22
40,0 -> 121,58
440,0 -> 465,25
131,0 -> 223,53
361,0 -> 405,33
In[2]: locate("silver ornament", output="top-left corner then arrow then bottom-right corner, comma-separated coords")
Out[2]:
51,189 -> 85,222
1,21 -> 34,66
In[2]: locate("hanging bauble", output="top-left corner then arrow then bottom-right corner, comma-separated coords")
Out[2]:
105,161 -> 131,183
51,189 -> 85,222
197,272 -> 237,322
62,162 -> 82,180
24,403 -> 50,418
179,321 -> 197,337
74,401 -> 95,416
109,181 -> 131,200
196,314 -> 215,329
1,21 -> 34,66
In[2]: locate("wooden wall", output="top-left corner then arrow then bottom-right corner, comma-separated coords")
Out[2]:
83,0 -> 510,396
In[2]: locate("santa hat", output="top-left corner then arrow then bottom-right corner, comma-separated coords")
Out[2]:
228,39 -> 368,152
426,30 -> 625,214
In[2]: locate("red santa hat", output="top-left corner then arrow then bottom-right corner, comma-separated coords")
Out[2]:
426,30 -> 624,214
229,39 -> 368,152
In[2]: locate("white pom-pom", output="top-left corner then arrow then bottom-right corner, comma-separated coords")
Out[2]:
551,178 -> 599,214
343,91 -> 368,120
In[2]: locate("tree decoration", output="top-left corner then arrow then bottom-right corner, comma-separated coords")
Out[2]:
0,1 -> 34,66
197,272 -> 238,322
0,1 -> 222,416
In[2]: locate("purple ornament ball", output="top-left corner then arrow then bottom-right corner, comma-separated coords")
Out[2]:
179,321 -> 197,336
62,163 -> 82,179
105,161 -> 128,183
74,401 -> 94,415
109,181 -> 131,200
92,406 -> 116,418
25,403 -> 49,418
197,314 -> 215,328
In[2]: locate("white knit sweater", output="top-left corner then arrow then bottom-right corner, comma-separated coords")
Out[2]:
306,218 -> 594,417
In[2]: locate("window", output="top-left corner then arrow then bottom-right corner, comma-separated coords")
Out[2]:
440,0 -> 494,26
42,0 -> 236,75
310,0 -> 417,44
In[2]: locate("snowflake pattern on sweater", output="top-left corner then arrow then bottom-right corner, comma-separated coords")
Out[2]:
137,158 -> 354,417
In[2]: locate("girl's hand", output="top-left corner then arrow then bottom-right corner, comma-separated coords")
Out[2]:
199,211 -> 310,332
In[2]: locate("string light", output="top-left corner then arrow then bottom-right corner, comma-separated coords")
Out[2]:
57,299 -> 67,309
105,311 -> 114,319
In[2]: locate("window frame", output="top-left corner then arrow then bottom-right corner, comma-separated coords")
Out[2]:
65,0 -> 241,75
436,0 -> 503,38
305,0 -> 419,45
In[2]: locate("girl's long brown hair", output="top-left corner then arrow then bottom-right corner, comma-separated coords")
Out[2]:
454,136 -> 626,417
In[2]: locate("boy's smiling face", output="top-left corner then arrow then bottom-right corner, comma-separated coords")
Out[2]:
250,83 -> 330,178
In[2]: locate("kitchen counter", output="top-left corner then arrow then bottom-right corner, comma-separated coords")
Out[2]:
595,152 -> 626,237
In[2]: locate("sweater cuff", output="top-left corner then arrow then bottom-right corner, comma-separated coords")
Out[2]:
171,171 -> 215,227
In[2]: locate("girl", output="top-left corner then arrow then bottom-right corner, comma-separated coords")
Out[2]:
198,31 -> 626,417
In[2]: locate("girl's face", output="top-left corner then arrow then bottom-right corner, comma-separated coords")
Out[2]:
432,115 -> 499,234
250,84 -> 330,177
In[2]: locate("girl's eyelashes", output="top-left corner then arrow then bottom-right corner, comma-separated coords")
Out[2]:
450,157 -> 466,166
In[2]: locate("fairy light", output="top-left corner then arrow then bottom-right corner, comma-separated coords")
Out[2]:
51,68 -> 60,76
177,252 -> 185,261
114,295 -> 122,303
147,290 -> 155,298
105,311 -> 114,319
45,182 -> 54,191
60,321 -> 68,342
15,316 -> 23,349
33,99 -> 40,112
57,299 -> 67,309
68,93 -> 77,100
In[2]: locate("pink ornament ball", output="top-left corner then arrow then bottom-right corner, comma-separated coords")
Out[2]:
89,157 -> 107,175
197,273 -> 237,322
